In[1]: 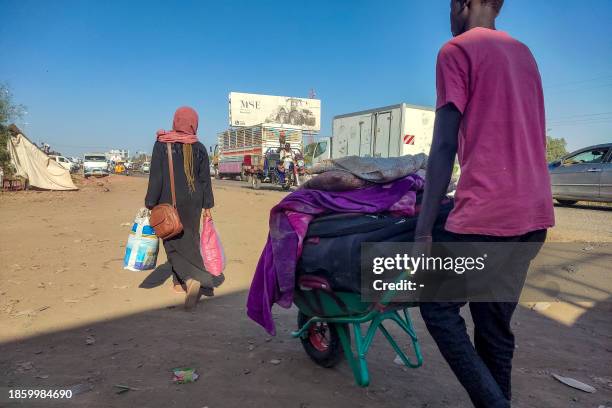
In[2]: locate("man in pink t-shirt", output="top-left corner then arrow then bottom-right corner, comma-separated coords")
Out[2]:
415,0 -> 555,407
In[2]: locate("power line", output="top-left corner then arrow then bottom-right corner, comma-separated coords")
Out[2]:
548,119 -> 612,127
545,81 -> 612,95
547,116 -> 612,124
547,111 -> 612,121
544,73 -> 612,89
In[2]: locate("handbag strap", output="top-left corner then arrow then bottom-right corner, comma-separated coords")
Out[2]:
166,142 -> 177,208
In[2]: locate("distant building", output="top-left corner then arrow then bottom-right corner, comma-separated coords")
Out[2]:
106,149 -> 129,162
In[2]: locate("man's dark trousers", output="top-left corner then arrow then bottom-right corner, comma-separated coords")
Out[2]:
420,229 -> 546,408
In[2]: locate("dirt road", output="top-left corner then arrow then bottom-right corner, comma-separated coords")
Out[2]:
1,176 -> 611,408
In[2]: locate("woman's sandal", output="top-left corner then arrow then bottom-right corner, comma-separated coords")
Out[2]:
184,279 -> 201,310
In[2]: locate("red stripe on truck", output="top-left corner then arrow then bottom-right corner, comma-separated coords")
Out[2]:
403,134 -> 415,145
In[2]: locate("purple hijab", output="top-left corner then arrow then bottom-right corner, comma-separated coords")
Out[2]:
246,175 -> 424,335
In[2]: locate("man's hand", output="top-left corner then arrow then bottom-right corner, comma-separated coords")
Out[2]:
204,208 -> 212,219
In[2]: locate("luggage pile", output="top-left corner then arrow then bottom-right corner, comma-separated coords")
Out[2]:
296,154 -> 452,294
297,194 -> 453,294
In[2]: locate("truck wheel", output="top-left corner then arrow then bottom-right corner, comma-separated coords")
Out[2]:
252,176 -> 261,190
240,169 -> 247,182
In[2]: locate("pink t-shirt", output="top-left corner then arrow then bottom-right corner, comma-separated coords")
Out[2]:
436,27 -> 555,236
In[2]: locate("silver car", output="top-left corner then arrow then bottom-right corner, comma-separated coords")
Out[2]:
549,143 -> 612,205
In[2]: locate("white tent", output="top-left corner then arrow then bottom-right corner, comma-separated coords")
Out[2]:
7,130 -> 77,191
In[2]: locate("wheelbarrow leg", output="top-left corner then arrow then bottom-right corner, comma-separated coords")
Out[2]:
380,309 -> 423,368
336,323 -> 370,387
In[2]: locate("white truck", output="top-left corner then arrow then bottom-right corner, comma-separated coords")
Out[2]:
306,103 -> 435,166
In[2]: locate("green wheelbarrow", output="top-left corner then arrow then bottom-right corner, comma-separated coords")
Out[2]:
291,271 -> 422,387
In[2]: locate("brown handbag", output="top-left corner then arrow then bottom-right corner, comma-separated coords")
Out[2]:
150,143 -> 184,240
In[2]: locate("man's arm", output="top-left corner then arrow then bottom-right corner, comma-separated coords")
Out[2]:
414,103 -> 462,241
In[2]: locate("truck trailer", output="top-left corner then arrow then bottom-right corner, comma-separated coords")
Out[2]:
213,124 -> 303,180
306,103 -> 435,166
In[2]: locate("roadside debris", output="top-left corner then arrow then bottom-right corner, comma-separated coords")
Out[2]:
552,373 -> 596,393
16,361 -> 34,371
172,368 -> 199,384
561,264 -> 577,273
114,384 -> 139,394
85,335 -> 96,345
14,305 -> 50,317
531,302 -> 551,312
69,382 -> 93,396
269,359 -> 281,365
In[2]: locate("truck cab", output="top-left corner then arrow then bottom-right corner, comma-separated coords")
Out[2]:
304,137 -> 331,168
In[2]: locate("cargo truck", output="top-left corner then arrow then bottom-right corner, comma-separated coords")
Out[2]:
212,124 -> 303,180
306,103 -> 435,166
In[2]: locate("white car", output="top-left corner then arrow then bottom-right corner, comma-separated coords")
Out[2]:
49,155 -> 73,172
83,153 -> 110,177
142,162 -> 151,173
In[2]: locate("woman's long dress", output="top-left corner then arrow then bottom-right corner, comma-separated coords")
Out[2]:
145,141 -> 223,288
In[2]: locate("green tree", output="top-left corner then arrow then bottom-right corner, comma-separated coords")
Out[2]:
0,83 -> 26,175
546,135 -> 568,162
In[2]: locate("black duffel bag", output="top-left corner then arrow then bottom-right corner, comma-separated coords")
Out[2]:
296,198 -> 453,293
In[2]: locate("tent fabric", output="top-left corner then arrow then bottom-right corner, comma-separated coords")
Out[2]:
7,132 -> 77,191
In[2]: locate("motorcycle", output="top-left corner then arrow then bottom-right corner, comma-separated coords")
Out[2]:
251,147 -> 306,190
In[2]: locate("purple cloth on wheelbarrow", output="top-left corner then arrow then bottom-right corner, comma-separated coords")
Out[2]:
246,174 -> 424,335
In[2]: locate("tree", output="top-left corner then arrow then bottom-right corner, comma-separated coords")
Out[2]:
546,135 -> 568,162
0,84 -> 26,175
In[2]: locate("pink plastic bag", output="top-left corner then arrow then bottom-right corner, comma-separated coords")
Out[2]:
200,217 -> 226,276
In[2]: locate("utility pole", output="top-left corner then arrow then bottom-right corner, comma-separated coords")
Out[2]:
306,88 -> 318,145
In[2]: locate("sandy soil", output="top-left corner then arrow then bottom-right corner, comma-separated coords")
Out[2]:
0,175 -> 611,408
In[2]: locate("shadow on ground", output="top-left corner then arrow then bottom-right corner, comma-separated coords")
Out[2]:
1,289 -> 611,408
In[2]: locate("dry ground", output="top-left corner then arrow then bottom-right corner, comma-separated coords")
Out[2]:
0,175 -> 611,408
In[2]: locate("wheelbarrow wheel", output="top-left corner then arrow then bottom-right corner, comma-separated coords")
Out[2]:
297,311 -> 347,368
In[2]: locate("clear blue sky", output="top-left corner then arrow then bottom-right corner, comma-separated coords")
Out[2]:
1,0 -> 611,157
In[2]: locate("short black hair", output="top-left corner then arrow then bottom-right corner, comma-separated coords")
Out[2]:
482,0 -> 504,13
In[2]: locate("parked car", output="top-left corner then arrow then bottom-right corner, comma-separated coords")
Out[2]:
142,162 -> 151,173
548,143 -> 612,205
49,155 -> 73,172
66,157 -> 80,173
83,153 -> 110,178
